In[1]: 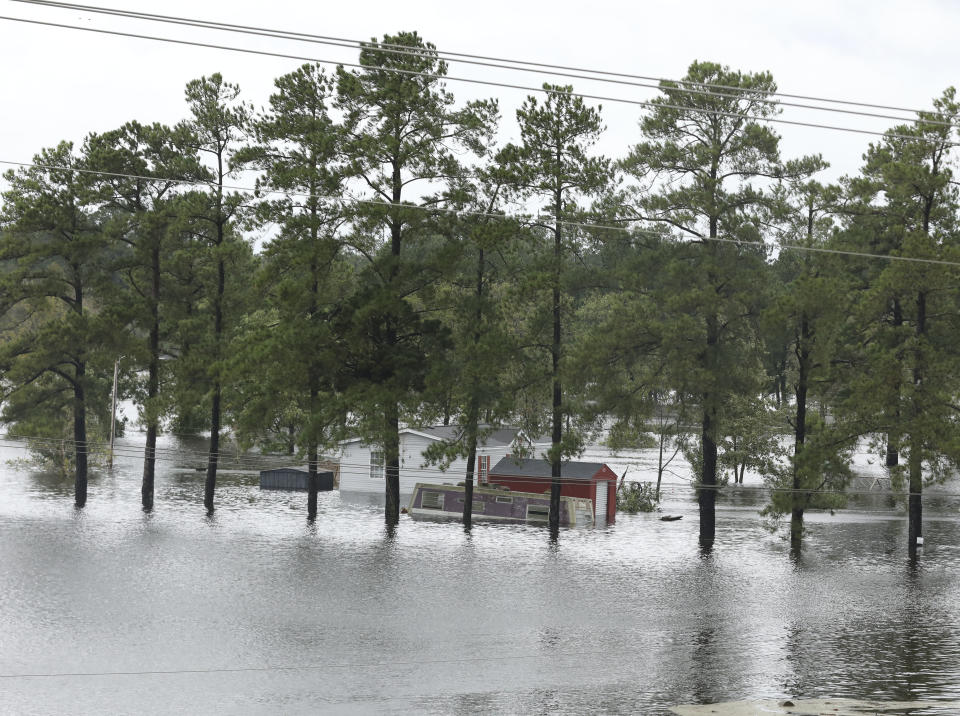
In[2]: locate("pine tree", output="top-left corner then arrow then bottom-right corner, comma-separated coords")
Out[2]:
334,32 -> 495,524
622,61 -> 821,546
498,84 -> 612,532
180,73 -> 252,513
85,121 -> 203,509
0,142 -> 116,506
839,89 -> 960,553
233,63 -> 349,491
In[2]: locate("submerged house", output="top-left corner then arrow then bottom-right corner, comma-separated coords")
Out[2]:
486,457 -> 618,524
337,426 -> 528,495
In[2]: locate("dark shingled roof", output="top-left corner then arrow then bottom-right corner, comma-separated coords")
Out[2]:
489,457 -> 607,481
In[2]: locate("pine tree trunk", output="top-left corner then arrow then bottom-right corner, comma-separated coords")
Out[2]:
73,364 -> 88,508
698,213 -> 721,546
699,308 -> 720,546
463,433 -> 477,529
791,318 -> 811,552
908,291 -> 926,553
307,379 -> 319,521
306,236 -> 321,522
886,299 -> 903,467
143,423 -> 157,511
382,160 -> 403,526
549,270 -> 563,531
549,185 -> 563,535
700,403 -> 717,545
908,433 -> 923,553
142,243 -> 161,511
307,389 -> 319,522
204,256 -> 225,513
205,386 -> 221,513
384,401 -> 400,525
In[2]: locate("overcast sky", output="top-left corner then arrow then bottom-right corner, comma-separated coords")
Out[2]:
2,0 -> 960,188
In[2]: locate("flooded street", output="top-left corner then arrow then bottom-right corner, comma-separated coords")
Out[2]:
3,436 -> 960,714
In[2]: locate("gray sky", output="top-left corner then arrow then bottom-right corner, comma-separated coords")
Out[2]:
2,0 -> 960,187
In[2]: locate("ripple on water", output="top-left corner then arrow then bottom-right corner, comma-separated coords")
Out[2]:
2,438 -> 960,714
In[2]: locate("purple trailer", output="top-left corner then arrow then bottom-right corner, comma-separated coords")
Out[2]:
407,482 -> 594,527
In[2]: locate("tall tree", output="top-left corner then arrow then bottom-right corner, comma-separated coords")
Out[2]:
335,32 -> 495,524
761,180 -> 855,552
233,63 -> 349,483
498,84 -> 613,532
420,166 -> 528,527
0,141 -> 115,506
85,121 -> 203,510
622,61 -> 821,546
181,73 -> 252,513
839,89 -> 960,553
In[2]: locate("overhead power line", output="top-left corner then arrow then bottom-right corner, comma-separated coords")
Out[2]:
0,13 -> 954,147
9,0 -> 960,131
4,158 -> 960,269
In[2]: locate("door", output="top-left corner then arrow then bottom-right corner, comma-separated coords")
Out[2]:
595,481 -> 609,526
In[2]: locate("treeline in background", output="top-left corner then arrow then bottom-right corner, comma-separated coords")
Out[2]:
3,32 -> 959,551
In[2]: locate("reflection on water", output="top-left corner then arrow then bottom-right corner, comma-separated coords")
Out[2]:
1,435 -> 960,715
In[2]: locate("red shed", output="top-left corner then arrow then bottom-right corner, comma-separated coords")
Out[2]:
485,457 -> 617,524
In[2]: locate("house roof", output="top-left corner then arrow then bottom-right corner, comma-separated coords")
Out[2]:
341,425 -> 521,448
259,466 -> 334,475
488,457 -> 609,481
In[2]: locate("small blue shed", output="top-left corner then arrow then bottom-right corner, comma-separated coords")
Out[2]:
259,467 -> 335,492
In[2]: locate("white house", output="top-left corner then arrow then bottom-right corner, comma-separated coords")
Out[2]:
337,426 -> 525,495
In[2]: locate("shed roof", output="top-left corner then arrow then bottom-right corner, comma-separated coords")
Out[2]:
260,466 -> 334,475
489,457 -> 609,481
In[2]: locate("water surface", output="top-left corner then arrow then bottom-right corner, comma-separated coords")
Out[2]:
2,436 -> 960,715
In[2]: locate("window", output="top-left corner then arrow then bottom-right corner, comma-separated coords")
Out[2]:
478,455 -> 490,484
421,491 -> 443,510
456,499 -> 486,513
526,505 -> 550,522
495,495 -> 513,504
369,450 -> 384,480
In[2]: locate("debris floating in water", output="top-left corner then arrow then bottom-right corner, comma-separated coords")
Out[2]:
669,697 -> 960,715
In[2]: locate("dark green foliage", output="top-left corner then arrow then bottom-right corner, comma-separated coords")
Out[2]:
498,83 -> 613,531
334,32 -> 495,524
621,60 -> 823,545
230,63 -> 349,474
0,141 -> 118,503
617,481 -> 659,513
175,72 -> 253,513
5,39 -> 960,559
835,88 -> 960,551
84,120 -> 205,509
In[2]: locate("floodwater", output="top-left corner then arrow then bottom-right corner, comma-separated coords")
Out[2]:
2,435 -> 960,715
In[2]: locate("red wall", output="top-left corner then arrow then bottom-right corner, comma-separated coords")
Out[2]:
488,463 -> 617,524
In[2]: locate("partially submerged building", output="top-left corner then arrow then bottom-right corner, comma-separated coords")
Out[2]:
337,426 -> 528,496
486,457 -> 618,525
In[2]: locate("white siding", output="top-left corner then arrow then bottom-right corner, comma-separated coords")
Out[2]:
337,441 -> 377,493
337,432 -> 473,495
